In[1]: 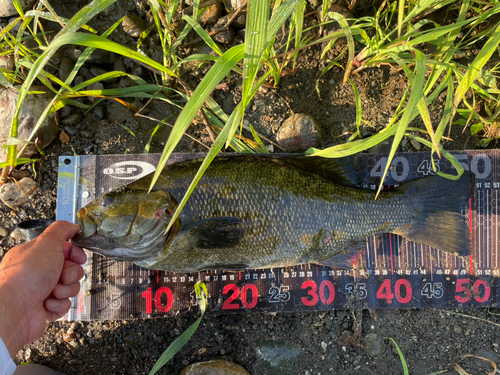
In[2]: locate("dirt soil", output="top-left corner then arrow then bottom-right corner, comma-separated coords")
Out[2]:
2,0 -> 500,374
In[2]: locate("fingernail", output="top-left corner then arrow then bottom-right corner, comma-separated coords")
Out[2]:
46,299 -> 60,310
68,270 -> 77,283
58,285 -> 71,297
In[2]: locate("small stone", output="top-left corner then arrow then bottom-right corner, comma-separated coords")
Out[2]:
59,131 -> 70,143
58,57 -> 74,83
0,177 -> 37,209
122,14 -> 149,38
180,359 -> 250,375
0,0 -> 36,17
0,226 -> 9,237
363,333 -> 385,357
199,3 -> 222,24
276,113 -> 320,152
64,126 -> 78,136
49,344 -> 57,355
198,347 -> 207,355
89,66 -> 108,78
92,106 -> 105,119
0,55 -> 14,71
410,138 -> 421,151
219,349 -> 225,355
80,130 -> 93,139
59,106 -> 72,118
70,322 -> 80,331
69,340 -> 78,348
321,341 -> 327,352
213,28 -> 234,44
454,325 -> 463,334
61,113 -> 82,126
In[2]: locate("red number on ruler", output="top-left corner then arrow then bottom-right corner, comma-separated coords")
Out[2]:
241,284 -> 258,309
142,287 -> 153,314
395,279 -> 412,304
142,287 -> 174,314
376,279 -> 395,304
455,279 -> 491,303
222,284 -> 259,310
155,286 -> 173,313
376,279 -> 413,304
319,280 -> 335,305
301,280 -> 319,306
222,284 -> 240,310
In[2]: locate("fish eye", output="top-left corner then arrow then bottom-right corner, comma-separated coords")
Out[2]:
102,195 -> 113,207
155,209 -> 165,219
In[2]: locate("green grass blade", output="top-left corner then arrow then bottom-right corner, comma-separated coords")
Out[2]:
374,49 -> 426,198
149,44 -> 245,192
8,0 -> 117,168
326,12 -> 354,84
348,78 -> 362,138
385,338 -> 408,375
164,104 -> 243,233
148,283 -> 207,375
397,0 -> 404,38
453,21 -> 500,115
183,15 -> 222,56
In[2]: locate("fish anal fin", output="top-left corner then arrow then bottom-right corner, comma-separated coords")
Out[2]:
315,239 -> 365,269
184,217 -> 243,249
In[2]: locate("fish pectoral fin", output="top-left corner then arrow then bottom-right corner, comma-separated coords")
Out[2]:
315,239 -> 365,268
184,217 -> 243,249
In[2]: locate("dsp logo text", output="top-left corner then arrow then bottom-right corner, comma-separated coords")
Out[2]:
103,161 -> 156,180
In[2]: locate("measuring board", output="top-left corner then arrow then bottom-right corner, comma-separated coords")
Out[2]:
56,151 -> 498,320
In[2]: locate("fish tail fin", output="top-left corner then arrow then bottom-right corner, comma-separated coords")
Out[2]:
394,171 -> 473,256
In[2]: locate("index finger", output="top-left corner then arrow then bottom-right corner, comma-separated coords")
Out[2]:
39,221 -> 82,244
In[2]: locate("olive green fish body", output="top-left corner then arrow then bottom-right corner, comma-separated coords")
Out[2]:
73,156 -> 472,273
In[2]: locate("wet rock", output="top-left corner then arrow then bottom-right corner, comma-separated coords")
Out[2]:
122,14 -> 149,38
10,219 -> 53,241
92,106 -> 105,119
64,126 -> 78,136
0,0 -> 36,17
59,106 -> 72,118
363,333 -> 385,357
214,28 -> 234,44
180,359 -> 250,375
200,3 -> 222,25
0,177 -> 37,209
0,86 -> 58,160
255,340 -> 302,375
61,113 -> 82,127
58,57 -> 74,83
88,82 -> 105,102
276,113 -> 320,152
90,66 -> 109,79
59,131 -> 71,143
80,130 -> 94,139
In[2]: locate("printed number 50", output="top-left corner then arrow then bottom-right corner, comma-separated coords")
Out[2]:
455,279 -> 490,303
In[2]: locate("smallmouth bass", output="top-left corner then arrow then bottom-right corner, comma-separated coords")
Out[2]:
72,155 -> 472,273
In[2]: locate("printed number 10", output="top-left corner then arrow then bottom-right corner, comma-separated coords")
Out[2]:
142,287 -> 174,314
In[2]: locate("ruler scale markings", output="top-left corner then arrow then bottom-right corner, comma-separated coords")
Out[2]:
487,189 -> 490,269
373,237 -> 378,269
496,189 -> 498,269
397,237 -> 401,270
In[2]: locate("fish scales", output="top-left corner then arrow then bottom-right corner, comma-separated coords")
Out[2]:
73,156 -> 472,273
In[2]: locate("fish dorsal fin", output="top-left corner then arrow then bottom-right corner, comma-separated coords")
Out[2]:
182,217 -> 243,249
282,155 -> 362,188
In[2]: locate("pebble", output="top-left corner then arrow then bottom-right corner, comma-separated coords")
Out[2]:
49,344 -> 57,355
64,126 -> 78,136
0,226 -> 9,237
454,325 -> 463,334
58,57 -> 74,83
80,130 -> 93,139
0,0 -> 35,17
214,29 -> 234,44
89,66 -> 109,79
199,3 -> 222,24
0,55 -> 14,71
59,106 -> 72,118
276,113 -> 320,152
122,14 -> 149,38
0,177 -> 37,209
410,138 -> 421,151
321,341 -> 327,351
0,86 -> 58,159
92,106 -> 105,119
61,113 -> 82,127
180,359 -> 250,375
256,340 -> 302,374
59,131 -> 71,143
363,333 -> 385,357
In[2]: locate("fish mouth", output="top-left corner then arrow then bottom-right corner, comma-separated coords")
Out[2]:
77,207 -> 99,238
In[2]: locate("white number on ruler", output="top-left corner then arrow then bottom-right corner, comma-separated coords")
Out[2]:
370,157 -> 409,182
269,286 -> 291,303
417,159 -> 440,175
345,283 -> 367,299
420,282 -> 444,299
453,154 -> 491,179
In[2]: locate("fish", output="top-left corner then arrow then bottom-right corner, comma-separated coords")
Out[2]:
72,155 -> 473,273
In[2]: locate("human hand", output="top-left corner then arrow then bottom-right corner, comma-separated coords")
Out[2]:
0,221 -> 86,358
